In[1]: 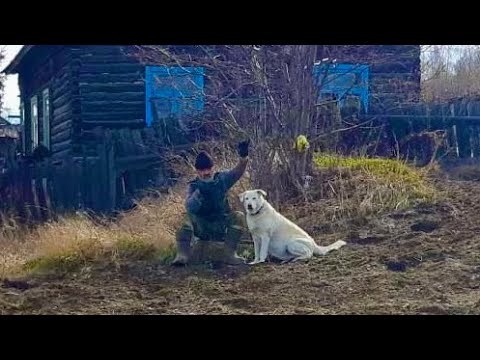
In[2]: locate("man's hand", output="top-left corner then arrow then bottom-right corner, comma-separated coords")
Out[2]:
237,139 -> 250,158
191,189 -> 203,205
192,189 -> 202,200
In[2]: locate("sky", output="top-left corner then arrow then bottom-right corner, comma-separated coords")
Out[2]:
1,45 -> 23,116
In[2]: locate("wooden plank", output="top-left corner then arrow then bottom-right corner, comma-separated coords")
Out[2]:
79,55 -> 138,64
81,111 -> 144,121
51,120 -> 73,136
371,72 -> 420,80
65,157 -> 77,210
23,166 -> 33,221
121,128 -> 137,155
82,119 -> 145,128
81,92 -> 145,102
53,102 -> 73,118
42,177 -> 52,218
79,82 -> 144,93
52,79 -> 73,99
31,178 -> 41,220
132,130 -> 147,155
91,157 -> 102,211
51,129 -> 72,144
51,149 -> 72,162
79,63 -> 143,74
80,148 -> 89,209
457,119 -> 471,158
115,154 -> 162,172
52,90 -> 73,108
96,142 -> 108,211
107,141 -> 116,211
80,46 -> 127,55
79,73 -> 143,83
52,109 -> 74,126
51,140 -> 72,154
472,127 -> 480,158
73,160 -> 82,209
81,101 -> 144,113
113,129 -> 127,158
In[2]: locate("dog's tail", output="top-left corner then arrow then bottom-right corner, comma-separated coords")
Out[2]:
314,240 -> 347,256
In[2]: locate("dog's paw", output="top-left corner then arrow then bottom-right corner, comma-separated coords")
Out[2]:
248,260 -> 265,266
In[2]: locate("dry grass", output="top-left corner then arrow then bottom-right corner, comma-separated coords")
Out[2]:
447,164 -> 480,181
0,188 -> 192,278
278,153 -> 439,232
314,153 -> 436,207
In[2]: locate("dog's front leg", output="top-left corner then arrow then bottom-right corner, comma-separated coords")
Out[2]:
253,235 -> 261,261
248,235 -> 262,265
258,235 -> 270,263
248,234 -> 269,265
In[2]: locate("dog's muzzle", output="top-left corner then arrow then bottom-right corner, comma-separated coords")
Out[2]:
248,204 -> 264,216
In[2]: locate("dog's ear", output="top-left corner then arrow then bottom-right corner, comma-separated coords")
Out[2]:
238,191 -> 246,203
256,189 -> 267,198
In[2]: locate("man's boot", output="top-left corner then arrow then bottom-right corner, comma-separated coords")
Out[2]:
224,228 -> 245,266
171,229 -> 192,266
195,240 -> 208,263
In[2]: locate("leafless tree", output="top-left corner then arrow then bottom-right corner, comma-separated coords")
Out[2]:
0,46 -> 6,112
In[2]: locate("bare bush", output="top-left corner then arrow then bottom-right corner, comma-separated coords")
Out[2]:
0,46 -> 6,111
422,45 -> 480,101
129,45 -> 335,205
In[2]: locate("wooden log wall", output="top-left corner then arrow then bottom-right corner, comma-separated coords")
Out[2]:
76,46 -> 146,132
322,45 -> 422,111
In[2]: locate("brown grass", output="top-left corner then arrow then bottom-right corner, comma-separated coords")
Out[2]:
447,164 -> 480,181
0,187 -> 193,277
279,154 -> 438,232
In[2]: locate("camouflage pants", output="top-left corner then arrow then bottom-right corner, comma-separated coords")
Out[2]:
176,211 -> 246,244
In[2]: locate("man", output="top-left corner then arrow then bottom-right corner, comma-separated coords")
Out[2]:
172,140 -> 250,266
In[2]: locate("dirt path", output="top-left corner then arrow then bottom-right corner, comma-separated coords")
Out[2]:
2,178 -> 480,315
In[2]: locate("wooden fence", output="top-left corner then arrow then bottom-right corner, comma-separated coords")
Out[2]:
344,97 -> 480,164
0,131 -> 165,222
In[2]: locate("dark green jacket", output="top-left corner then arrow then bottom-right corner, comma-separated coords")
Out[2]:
185,160 -> 247,219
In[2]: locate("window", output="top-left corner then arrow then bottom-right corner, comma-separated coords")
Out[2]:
145,66 -> 205,127
20,101 -> 25,154
30,96 -> 39,150
42,88 -> 51,150
314,63 -> 370,112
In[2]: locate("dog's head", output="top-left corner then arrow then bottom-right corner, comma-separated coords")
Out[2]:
239,189 -> 267,215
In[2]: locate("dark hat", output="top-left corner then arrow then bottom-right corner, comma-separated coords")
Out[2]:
195,151 -> 214,170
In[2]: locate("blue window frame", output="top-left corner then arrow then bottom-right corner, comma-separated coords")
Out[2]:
145,66 -> 205,127
314,63 -> 370,112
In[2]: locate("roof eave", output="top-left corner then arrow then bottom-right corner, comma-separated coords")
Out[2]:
1,45 -> 35,74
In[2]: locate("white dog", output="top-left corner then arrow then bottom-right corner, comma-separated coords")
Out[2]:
239,189 -> 346,265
